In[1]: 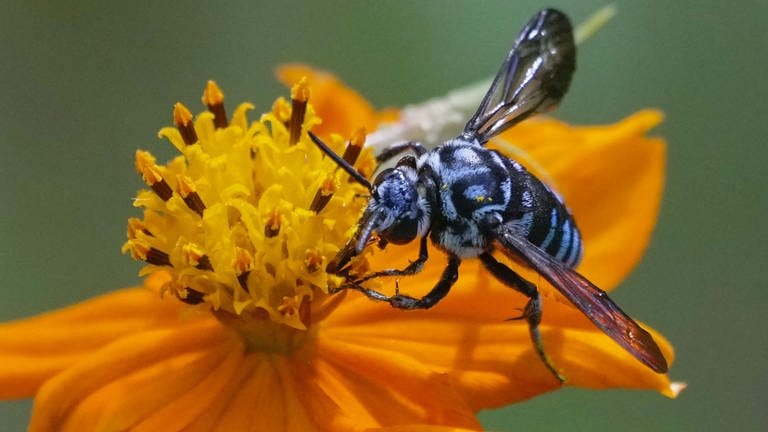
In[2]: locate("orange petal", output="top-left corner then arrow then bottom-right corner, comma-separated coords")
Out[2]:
319,252 -> 676,410
494,110 -> 666,290
132,342 -> 251,432
195,356 -> 317,432
276,64 -> 380,138
28,318 -> 230,431
292,335 -> 480,430
60,345 -> 232,432
0,287 -> 184,399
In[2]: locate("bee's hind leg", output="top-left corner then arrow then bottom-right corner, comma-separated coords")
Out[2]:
479,252 -> 567,384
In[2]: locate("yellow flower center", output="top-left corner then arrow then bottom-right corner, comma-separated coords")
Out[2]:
123,80 -> 375,340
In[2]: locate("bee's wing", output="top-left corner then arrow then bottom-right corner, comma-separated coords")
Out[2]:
493,225 -> 669,373
464,9 -> 576,144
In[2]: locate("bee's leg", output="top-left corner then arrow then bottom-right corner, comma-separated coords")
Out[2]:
341,282 -> 393,302
388,254 -> 460,309
375,141 -> 427,164
355,236 -> 429,284
479,252 -> 567,384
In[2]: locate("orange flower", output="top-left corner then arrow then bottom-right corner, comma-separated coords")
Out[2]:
0,65 -> 681,431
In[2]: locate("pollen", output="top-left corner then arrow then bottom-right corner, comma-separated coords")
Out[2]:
290,76 -> 310,103
233,247 -> 254,275
264,208 -> 281,238
304,248 -> 323,273
277,295 -> 304,317
202,80 -> 228,129
173,102 -> 198,145
176,175 -> 206,216
124,80 -> 375,330
182,242 -> 210,269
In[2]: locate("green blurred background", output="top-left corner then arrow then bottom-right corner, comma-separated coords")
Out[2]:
1,1 -> 766,430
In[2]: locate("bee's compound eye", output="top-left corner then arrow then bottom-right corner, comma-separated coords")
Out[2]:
381,218 -> 418,245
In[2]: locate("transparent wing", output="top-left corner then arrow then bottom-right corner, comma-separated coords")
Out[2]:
494,225 -> 669,373
464,8 -> 576,144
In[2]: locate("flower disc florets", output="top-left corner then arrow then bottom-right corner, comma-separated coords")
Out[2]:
123,80 -> 375,330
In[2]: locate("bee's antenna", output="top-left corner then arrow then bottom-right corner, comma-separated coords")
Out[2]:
308,131 -> 372,190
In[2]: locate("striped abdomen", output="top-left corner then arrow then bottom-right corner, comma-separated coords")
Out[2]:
504,158 -> 583,268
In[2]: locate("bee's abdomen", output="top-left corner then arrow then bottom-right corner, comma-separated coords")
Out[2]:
505,160 -> 583,268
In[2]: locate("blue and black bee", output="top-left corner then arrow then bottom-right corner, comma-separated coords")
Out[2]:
309,8 -> 668,381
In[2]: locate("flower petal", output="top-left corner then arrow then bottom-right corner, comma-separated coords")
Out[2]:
133,341 -> 250,432
0,286 -> 183,399
198,356 -> 318,432
28,318 -> 231,431
290,346 -> 480,431
494,110 -> 666,289
320,253 -> 676,410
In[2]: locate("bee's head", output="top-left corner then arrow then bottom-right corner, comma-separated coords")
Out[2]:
355,156 -> 429,252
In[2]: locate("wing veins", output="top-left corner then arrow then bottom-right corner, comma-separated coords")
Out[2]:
463,9 -> 576,144
494,227 -> 669,373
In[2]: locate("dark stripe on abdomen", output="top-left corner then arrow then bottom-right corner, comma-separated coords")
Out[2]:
520,173 -> 582,268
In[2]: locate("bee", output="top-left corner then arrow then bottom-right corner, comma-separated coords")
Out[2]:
309,8 -> 668,382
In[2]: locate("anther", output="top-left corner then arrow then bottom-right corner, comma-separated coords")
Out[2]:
173,102 -> 198,145
233,247 -> 254,292
265,209 -> 281,238
309,174 -> 337,213
126,218 -> 153,239
202,80 -> 228,129
180,287 -> 205,305
288,77 -> 309,145
176,175 -> 206,217
304,248 -> 323,273
125,238 -> 172,267
196,255 -> 213,271
342,127 -> 366,166
183,243 -> 213,271
277,295 -> 302,317
146,248 -> 171,267
135,151 -> 173,201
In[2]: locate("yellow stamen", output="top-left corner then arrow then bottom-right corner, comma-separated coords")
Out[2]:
310,174 -> 338,213
343,127 -> 366,165
123,238 -> 171,267
135,150 -> 172,200
304,248 -> 323,273
290,77 -> 310,103
126,81 -> 375,330
173,102 -> 198,145
126,218 -> 150,239
182,242 -> 211,270
276,295 -> 307,319
288,77 -> 309,145
176,175 -> 206,216
135,151 -> 162,185
264,209 -> 281,238
233,247 -> 254,275
202,80 -> 228,129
